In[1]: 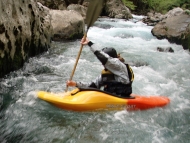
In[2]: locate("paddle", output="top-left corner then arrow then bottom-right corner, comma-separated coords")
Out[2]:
65,0 -> 104,92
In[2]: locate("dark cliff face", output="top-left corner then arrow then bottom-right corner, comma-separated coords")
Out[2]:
0,0 -> 52,78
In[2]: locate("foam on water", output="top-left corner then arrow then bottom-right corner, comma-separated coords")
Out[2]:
0,16 -> 190,143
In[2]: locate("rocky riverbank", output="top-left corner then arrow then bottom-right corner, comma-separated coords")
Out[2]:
143,8 -> 190,50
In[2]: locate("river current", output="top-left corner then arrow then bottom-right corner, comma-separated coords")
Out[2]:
0,15 -> 190,143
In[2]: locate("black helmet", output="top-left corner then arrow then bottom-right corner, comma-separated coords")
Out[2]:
102,47 -> 117,58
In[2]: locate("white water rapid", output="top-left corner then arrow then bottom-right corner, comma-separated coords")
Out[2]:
0,15 -> 190,143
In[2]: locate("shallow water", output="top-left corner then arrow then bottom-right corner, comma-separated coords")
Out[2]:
0,15 -> 190,143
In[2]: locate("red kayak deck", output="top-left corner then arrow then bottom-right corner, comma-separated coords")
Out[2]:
127,94 -> 170,111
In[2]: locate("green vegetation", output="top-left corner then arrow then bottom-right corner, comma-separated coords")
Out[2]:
122,0 -> 190,14
185,9 -> 190,15
122,0 -> 136,10
142,0 -> 189,13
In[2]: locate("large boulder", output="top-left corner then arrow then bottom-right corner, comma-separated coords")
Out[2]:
103,0 -> 132,19
50,10 -> 84,41
151,8 -> 190,50
0,0 -> 52,78
67,4 -> 87,18
143,7 -> 184,26
37,0 -> 133,20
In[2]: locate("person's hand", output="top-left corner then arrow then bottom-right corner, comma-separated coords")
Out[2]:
117,54 -> 125,62
67,80 -> 77,87
80,37 -> 89,45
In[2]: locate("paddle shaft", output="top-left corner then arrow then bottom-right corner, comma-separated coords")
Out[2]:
65,0 -> 104,92
65,34 -> 87,91
70,33 -> 87,80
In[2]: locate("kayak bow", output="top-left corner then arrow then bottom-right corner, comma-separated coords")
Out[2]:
37,88 -> 170,111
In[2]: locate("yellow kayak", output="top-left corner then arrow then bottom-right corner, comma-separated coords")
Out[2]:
37,88 -> 170,111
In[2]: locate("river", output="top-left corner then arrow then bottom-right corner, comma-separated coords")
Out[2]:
0,15 -> 190,143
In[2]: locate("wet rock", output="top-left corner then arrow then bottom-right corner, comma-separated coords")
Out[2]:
50,9 -> 84,41
151,8 -> 190,50
37,0 -> 133,20
157,47 -> 174,53
143,8 -> 184,26
143,12 -> 166,26
104,0 -> 132,19
165,7 -> 184,18
128,61 -> 148,67
0,0 -> 52,78
67,4 -> 87,18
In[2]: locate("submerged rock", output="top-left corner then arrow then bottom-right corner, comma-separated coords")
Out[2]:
157,47 -> 174,53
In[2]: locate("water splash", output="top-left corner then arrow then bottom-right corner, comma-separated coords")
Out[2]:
0,16 -> 190,143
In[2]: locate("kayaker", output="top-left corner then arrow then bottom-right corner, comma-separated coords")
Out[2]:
66,37 -> 134,97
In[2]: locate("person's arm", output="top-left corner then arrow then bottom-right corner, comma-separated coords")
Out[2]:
80,37 -> 130,84
81,37 -> 108,65
67,75 -> 102,88
81,38 -> 130,84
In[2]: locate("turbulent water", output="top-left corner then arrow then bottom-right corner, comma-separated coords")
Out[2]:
0,15 -> 190,143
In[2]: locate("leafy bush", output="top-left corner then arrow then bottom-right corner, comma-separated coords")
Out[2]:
142,0 -> 182,13
122,0 -> 136,10
123,0 -> 190,14
184,9 -> 190,15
